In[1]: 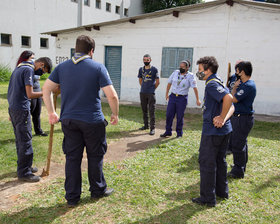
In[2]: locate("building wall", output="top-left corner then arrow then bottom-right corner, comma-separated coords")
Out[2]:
54,2 -> 280,115
0,0 -> 143,68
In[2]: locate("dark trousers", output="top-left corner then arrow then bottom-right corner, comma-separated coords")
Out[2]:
140,92 -> 156,130
165,94 -> 188,136
30,97 -> 43,134
229,115 -> 254,177
199,134 -> 230,204
61,119 -> 108,204
8,109 -> 33,178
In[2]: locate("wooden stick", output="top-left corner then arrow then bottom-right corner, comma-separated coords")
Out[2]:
226,62 -> 231,88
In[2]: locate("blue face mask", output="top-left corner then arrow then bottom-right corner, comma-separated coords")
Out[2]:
34,68 -> 44,76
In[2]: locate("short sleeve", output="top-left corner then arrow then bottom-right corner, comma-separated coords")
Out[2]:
23,68 -> 33,86
137,67 -> 142,78
154,67 -> 159,79
168,72 -> 176,84
48,66 -> 60,84
234,84 -> 252,102
206,82 -> 228,102
189,74 -> 197,88
99,64 -> 113,88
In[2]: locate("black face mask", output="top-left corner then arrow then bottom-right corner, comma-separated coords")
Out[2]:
236,72 -> 241,80
35,68 -> 44,76
179,68 -> 186,74
144,62 -> 150,66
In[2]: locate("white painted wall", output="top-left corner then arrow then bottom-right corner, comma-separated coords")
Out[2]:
0,0 -> 143,69
53,2 -> 280,116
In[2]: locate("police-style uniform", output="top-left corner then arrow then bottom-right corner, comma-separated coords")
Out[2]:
7,61 -> 35,178
198,74 -> 232,205
228,79 -> 256,178
48,53 -> 112,205
138,65 -> 159,130
164,70 -> 197,137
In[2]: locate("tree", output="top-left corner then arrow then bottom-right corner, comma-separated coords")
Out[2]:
143,0 -> 203,13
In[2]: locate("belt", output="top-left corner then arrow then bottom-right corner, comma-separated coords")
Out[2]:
233,113 -> 253,117
171,93 -> 187,97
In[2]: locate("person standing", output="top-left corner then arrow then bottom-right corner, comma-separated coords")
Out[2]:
192,56 -> 234,207
43,35 -> 119,207
160,60 -> 201,138
8,54 -> 52,182
227,61 -> 256,179
138,54 -> 160,135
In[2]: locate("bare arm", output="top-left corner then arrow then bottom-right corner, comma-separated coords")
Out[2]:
193,87 -> 201,106
42,79 -> 60,125
213,94 -> 233,128
165,83 -> 172,100
139,78 -> 142,86
155,78 -> 160,89
102,85 -> 119,125
25,85 -> 43,99
231,79 -> 241,103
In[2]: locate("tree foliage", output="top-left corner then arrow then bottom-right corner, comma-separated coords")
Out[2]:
143,0 -> 203,13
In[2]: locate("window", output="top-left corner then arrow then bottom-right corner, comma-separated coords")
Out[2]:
96,0 -> 101,9
71,0 -> 78,3
40,38 -> 49,48
84,0 -> 90,6
115,5 -> 120,14
161,47 -> 193,78
106,2 -> 111,12
1,33 -> 12,46
21,36 -> 31,48
124,8 -> 128,16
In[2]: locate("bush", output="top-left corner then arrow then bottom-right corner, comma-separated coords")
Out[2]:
0,64 -> 12,82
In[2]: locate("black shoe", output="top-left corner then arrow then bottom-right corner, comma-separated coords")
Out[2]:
31,167 -> 38,173
18,174 -> 41,182
227,172 -> 244,179
149,129 -> 155,135
36,132 -> 48,137
91,188 -> 114,199
160,133 -> 172,138
176,135 -> 182,138
192,197 -> 216,207
226,150 -> 232,155
216,194 -> 228,199
139,126 -> 149,130
67,201 -> 78,208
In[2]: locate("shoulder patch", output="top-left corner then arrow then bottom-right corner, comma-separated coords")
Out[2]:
237,89 -> 244,96
217,86 -> 225,93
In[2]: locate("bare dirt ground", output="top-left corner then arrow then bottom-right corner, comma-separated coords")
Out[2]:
0,121 -> 168,212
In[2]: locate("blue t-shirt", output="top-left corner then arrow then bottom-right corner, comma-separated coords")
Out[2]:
137,66 -> 159,94
7,62 -> 34,110
48,55 -> 112,124
202,74 -> 232,136
234,79 -> 256,114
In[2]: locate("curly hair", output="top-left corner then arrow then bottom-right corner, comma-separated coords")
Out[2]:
196,56 -> 219,74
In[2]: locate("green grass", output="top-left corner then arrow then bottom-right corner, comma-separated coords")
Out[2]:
0,64 -> 12,82
0,82 -> 280,223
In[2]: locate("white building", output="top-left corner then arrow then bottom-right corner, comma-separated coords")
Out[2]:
43,0 -> 280,116
0,0 -> 143,68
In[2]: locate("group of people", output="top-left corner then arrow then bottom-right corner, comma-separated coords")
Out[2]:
7,34 -> 256,208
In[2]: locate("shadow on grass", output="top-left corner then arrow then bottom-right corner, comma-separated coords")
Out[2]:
132,183 -> 211,224
254,174 -> 280,192
0,92 -> 7,99
0,171 -> 17,181
176,153 -> 199,173
0,179 -> 27,192
0,138 -> 15,146
248,120 -> 280,141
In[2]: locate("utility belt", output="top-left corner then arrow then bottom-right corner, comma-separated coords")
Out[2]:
233,113 -> 253,117
171,93 -> 187,97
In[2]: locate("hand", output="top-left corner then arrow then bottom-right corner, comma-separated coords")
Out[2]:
166,94 -> 169,101
233,79 -> 241,89
110,114 -> 118,125
196,99 -> 201,106
213,115 -> 225,128
48,112 -> 59,125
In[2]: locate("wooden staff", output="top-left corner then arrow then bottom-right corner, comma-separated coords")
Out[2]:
226,62 -> 231,88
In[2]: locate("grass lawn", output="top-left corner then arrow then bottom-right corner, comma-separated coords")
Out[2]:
0,82 -> 280,223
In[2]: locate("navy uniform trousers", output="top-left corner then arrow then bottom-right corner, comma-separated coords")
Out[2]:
229,114 -> 254,177
199,134 -> 230,204
9,109 -> 34,178
140,92 -> 156,129
61,119 -> 108,204
30,97 -> 43,134
165,93 -> 188,136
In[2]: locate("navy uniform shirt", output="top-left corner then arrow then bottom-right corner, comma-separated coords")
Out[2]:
202,74 -> 232,136
48,53 -> 112,124
137,66 -> 159,94
7,62 -> 34,110
234,80 -> 256,114
228,74 -> 238,92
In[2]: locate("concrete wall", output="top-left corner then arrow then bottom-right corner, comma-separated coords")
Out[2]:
53,2 -> 280,116
0,0 -> 143,69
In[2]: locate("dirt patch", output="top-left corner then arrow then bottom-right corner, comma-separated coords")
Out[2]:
0,121 -> 170,212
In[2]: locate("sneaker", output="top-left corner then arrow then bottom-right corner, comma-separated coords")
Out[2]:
192,197 -> 216,207
139,126 -> 149,130
149,129 -> 155,135
91,188 -> 114,199
31,167 -> 38,173
18,174 -> 41,182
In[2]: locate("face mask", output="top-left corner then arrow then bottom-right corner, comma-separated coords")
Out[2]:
35,68 -> 44,76
179,68 -> 186,74
31,59 -> 35,63
196,71 -> 206,80
236,72 -> 241,80
144,62 -> 150,66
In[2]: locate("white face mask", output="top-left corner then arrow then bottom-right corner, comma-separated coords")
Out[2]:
31,59 -> 35,63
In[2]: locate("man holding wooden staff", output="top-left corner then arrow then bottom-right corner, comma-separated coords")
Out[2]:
43,35 -> 119,207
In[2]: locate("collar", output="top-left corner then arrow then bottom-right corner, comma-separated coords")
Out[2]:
17,61 -> 35,69
72,53 -> 91,64
206,73 -> 217,82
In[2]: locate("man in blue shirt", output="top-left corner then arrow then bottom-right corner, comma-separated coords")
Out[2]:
227,61 -> 256,179
8,57 -> 52,182
138,54 -> 160,135
43,35 -> 119,207
192,56 -> 234,207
